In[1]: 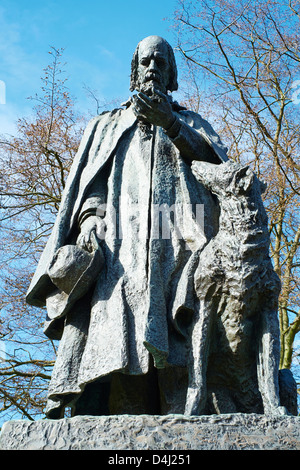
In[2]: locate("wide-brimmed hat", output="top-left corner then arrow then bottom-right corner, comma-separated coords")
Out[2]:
45,244 -> 104,320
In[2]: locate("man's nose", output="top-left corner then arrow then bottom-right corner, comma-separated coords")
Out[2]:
148,58 -> 159,71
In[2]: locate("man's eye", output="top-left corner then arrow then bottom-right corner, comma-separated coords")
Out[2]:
140,59 -> 149,66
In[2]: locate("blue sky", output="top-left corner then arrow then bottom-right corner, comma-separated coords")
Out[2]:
0,0 -> 180,135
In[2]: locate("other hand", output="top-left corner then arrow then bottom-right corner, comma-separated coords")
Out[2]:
76,216 -> 105,253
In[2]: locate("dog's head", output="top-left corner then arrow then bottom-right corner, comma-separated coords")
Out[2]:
192,160 -> 265,198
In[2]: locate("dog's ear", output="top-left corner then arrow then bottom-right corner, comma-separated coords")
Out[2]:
259,180 -> 267,194
229,165 -> 253,194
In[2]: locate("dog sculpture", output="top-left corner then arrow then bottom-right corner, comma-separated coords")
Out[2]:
185,160 -> 288,416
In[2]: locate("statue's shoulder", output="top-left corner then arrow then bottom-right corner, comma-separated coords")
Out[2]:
83,112 -> 110,132
176,108 -> 205,122
96,107 -> 128,123
83,108 -> 125,135
177,108 -> 217,133
93,108 -> 121,122
176,108 -> 229,159
175,109 -> 211,132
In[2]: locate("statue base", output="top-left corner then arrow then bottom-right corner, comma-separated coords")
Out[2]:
0,413 -> 300,451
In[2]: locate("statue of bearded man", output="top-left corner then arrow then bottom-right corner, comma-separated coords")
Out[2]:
26,35 -> 228,418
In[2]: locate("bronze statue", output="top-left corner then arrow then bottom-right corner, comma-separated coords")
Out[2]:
26,36 -> 295,418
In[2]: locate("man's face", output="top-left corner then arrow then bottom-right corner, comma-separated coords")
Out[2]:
136,37 -> 170,95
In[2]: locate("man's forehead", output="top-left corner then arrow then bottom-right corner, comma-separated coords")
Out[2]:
138,37 -> 168,57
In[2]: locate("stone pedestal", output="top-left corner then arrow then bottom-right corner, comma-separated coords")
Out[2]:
0,413 -> 300,451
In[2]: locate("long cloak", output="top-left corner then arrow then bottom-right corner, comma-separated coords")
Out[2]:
26,101 -> 228,415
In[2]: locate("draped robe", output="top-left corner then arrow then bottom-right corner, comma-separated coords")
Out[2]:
26,101 -> 228,416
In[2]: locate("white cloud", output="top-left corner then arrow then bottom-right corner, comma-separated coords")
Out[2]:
0,104 -> 20,136
0,7 -> 46,136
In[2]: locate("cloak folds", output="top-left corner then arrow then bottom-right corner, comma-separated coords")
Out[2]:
26,103 -> 228,308
26,101 -> 228,415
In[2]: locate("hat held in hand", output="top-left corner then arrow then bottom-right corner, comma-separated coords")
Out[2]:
46,242 -> 104,320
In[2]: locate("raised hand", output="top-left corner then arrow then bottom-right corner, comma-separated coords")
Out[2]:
132,89 -> 176,130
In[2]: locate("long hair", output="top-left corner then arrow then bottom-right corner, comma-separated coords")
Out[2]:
130,36 -> 178,93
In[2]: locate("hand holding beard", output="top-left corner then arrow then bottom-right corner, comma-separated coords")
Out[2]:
132,87 -> 176,130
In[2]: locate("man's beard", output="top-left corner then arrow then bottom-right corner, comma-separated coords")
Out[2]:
139,70 -> 167,90
139,81 -> 165,102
